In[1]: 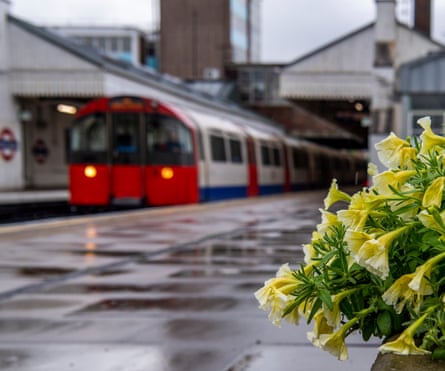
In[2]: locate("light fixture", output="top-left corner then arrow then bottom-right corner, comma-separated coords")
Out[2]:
354,102 -> 364,112
57,104 -> 77,115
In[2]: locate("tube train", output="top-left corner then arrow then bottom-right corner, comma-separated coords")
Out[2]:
68,95 -> 367,206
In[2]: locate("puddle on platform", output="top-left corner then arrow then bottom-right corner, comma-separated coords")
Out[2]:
44,282 -> 213,294
18,267 -> 76,277
234,282 -> 264,291
91,269 -> 131,277
0,298 -> 78,311
0,349 -> 29,369
229,230 -> 311,246
70,250 -> 143,258
170,268 -> 276,278
76,297 -> 237,313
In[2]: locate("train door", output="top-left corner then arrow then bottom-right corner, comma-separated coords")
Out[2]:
110,112 -> 144,204
246,136 -> 259,196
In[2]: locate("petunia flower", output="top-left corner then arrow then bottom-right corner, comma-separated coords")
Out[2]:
317,209 -> 339,235
382,272 -> 420,313
379,312 -> 431,355
323,179 -> 351,210
375,132 -> 412,169
255,263 -> 301,327
418,208 -> 445,235
399,147 -> 417,170
418,116 -> 445,155
307,310 -> 335,348
318,319 -> 356,360
337,209 -> 368,231
323,289 -> 358,328
408,251 -> 445,295
353,227 -> 408,280
372,170 -> 416,195
422,177 -> 445,209
344,230 -> 373,256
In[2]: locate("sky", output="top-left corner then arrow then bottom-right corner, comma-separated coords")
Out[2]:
8,0 -> 445,63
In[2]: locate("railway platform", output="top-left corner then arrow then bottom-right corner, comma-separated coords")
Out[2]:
0,189 -> 380,371
0,189 -> 68,204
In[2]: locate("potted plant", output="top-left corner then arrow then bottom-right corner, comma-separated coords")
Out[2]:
255,117 -> 445,364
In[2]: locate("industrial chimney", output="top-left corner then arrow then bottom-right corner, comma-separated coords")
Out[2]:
414,0 -> 431,37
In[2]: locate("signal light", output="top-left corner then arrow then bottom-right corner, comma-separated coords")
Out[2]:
84,165 -> 97,178
161,167 -> 174,179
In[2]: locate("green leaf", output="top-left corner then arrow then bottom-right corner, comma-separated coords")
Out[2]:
376,311 -> 392,337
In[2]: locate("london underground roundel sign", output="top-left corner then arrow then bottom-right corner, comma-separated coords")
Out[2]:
0,128 -> 18,161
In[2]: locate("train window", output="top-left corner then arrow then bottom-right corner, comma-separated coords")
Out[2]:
261,144 -> 271,166
146,114 -> 194,165
210,135 -> 227,162
292,148 -> 308,169
272,147 -> 281,166
112,113 -> 140,164
229,138 -> 243,163
69,113 -> 107,163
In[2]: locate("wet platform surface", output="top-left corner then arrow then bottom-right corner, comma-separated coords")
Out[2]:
0,190 -> 379,370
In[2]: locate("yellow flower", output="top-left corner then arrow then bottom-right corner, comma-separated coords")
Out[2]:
344,230 -> 373,256
418,209 -> 445,234
354,227 -> 408,280
323,289 -> 357,328
372,170 -> 416,195
317,209 -> 339,235
375,132 -> 411,169
368,162 -> 379,176
337,209 -> 368,231
307,310 -> 335,348
382,272 -> 420,313
255,263 -> 300,326
399,147 -> 417,169
408,251 -> 445,295
379,312 -> 431,355
318,323 -> 350,360
349,190 -> 388,211
418,116 -> 445,155
422,177 -> 445,208
323,179 -> 351,210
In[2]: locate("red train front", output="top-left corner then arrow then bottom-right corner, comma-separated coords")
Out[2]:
69,96 -> 199,206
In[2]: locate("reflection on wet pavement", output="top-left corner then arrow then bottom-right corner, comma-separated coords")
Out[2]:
76,297 -> 238,313
0,192 -> 378,370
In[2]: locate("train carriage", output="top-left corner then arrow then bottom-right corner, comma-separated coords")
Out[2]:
68,95 -> 367,207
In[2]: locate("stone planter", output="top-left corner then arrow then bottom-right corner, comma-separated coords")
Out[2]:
371,353 -> 445,371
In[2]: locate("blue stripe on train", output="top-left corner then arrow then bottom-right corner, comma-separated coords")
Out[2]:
200,184 -> 285,201
258,184 -> 284,195
200,186 -> 248,202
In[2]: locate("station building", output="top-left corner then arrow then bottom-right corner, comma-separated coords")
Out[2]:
0,0 -> 276,192
278,0 -> 444,168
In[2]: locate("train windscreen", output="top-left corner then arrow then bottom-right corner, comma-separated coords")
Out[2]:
112,113 -> 140,164
146,114 -> 194,165
69,113 -> 107,163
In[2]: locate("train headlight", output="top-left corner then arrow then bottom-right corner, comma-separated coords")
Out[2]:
84,165 -> 97,178
161,167 -> 174,179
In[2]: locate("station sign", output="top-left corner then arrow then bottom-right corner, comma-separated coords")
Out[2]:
0,128 -> 18,161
